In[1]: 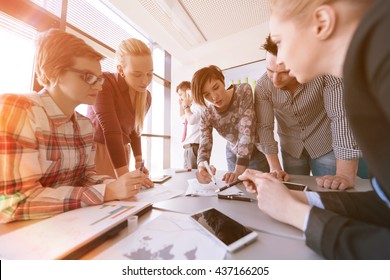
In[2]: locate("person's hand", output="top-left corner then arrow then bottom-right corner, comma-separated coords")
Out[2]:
316,175 -> 355,190
196,163 -> 216,184
222,172 -> 239,184
104,170 -> 154,201
269,169 -> 289,181
238,169 -> 310,230
135,161 -> 149,176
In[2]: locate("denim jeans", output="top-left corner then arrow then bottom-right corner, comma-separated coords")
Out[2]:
226,143 -> 269,172
282,149 -> 369,178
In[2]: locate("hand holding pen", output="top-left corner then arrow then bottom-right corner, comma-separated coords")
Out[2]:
137,159 -> 149,175
215,179 -> 243,193
196,161 -> 217,185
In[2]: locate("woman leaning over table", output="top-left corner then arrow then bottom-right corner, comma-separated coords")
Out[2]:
191,65 -> 269,185
0,29 -> 153,223
87,38 -> 152,178
239,0 -> 390,259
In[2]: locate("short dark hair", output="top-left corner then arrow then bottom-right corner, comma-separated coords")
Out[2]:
176,81 -> 191,93
261,34 -> 278,56
191,65 -> 225,107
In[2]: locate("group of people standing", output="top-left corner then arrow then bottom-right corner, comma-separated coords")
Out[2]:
178,37 -> 367,189
1,0 -> 389,259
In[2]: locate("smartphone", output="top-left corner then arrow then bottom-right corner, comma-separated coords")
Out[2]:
191,208 -> 257,252
151,175 -> 171,183
283,182 -> 307,191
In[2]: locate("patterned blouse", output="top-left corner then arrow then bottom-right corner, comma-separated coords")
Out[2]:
197,83 -> 256,167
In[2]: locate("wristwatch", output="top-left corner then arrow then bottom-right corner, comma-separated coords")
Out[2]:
183,104 -> 190,110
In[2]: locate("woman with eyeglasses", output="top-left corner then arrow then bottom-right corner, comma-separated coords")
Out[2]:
0,29 -> 153,223
87,38 -> 153,178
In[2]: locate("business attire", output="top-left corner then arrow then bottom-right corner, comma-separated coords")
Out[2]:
181,102 -> 202,169
87,73 -> 151,177
198,83 -> 268,172
0,91 -> 111,223
305,0 -> 390,259
255,74 -> 367,177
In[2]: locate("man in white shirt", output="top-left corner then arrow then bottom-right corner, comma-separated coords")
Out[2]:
176,81 -> 203,169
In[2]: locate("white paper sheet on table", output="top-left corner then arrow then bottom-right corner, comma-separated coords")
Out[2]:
123,212 -> 226,260
185,178 -> 243,197
126,184 -> 184,204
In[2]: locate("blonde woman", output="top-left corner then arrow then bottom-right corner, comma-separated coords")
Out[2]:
87,38 -> 153,178
239,0 -> 390,259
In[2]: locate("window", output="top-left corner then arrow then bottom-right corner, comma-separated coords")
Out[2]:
0,11 -> 36,94
0,0 -> 172,172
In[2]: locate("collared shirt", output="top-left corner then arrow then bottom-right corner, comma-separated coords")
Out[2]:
197,83 -> 256,167
255,74 -> 360,160
182,102 -> 203,145
0,91 -> 112,223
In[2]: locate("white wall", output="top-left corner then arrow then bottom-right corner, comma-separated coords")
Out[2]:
170,23 -> 270,169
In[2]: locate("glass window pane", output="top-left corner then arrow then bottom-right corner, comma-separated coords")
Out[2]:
67,0 -> 148,50
145,81 -> 165,135
152,46 -> 165,78
141,137 -> 164,172
30,0 -> 62,17
0,12 -> 36,94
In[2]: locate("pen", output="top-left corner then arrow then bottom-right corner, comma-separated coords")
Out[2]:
203,161 -> 217,185
139,160 -> 145,172
175,168 -> 192,173
218,195 -> 254,202
215,179 -> 243,193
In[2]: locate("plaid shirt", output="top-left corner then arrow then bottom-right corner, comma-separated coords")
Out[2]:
0,91 -> 112,223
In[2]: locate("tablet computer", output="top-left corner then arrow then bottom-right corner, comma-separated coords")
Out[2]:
190,208 -> 257,252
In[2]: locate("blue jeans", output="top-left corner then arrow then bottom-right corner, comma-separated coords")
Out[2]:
282,149 -> 369,178
226,144 -> 269,172
282,149 -> 335,176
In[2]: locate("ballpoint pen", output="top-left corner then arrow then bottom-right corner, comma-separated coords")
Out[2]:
139,160 -> 145,172
175,168 -> 192,173
215,179 -> 243,193
203,161 -> 217,185
217,194 -> 254,202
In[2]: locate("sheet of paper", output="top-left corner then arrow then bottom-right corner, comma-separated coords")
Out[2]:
123,212 -> 226,260
126,184 -> 184,203
185,178 -> 243,197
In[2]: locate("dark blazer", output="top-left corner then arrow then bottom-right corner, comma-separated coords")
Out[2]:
305,0 -> 390,259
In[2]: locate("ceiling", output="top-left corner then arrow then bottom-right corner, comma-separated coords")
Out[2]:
108,0 -> 271,65
137,0 -> 271,49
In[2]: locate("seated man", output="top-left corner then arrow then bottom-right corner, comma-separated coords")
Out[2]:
0,28 -> 153,223
255,35 -> 367,190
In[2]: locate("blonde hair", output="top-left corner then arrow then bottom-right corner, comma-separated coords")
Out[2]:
270,0 -> 373,24
35,28 -> 103,87
116,38 -> 152,135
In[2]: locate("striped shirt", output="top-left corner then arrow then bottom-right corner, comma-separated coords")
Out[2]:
198,83 -> 256,166
254,74 -> 360,160
0,91 -> 112,223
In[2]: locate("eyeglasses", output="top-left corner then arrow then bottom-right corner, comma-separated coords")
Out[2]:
66,68 -> 105,86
